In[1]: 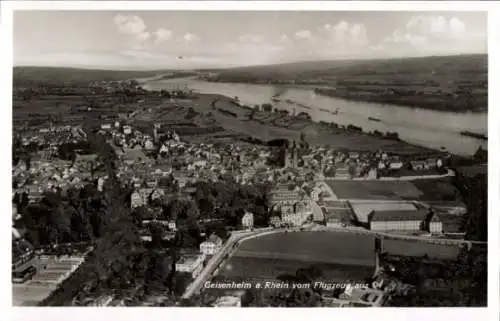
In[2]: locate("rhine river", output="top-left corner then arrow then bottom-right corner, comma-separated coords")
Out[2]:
145,78 -> 487,156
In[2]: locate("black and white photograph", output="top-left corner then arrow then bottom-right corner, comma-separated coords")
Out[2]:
6,2 -> 491,313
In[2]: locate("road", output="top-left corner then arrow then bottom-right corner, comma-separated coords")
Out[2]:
181,223 -> 485,299
181,233 -> 243,299
181,228 -> 279,299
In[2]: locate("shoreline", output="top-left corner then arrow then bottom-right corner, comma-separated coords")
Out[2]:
188,92 -> 445,156
141,78 -> 483,156
199,79 -> 487,115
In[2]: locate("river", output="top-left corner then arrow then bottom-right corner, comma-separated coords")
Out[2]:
144,78 -> 487,156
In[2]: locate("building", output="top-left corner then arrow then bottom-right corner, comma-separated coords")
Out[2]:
269,216 -> 282,227
389,160 -> 404,170
348,151 -> 360,160
200,234 -> 223,255
144,139 -> 155,150
241,212 -> 254,229
321,201 -> 350,228
336,285 -> 386,307
437,212 -> 465,238
429,214 -> 443,234
130,187 -> 165,209
367,168 -> 378,180
368,209 -> 431,232
350,201 -> 418,224
426,158 -> 437,169
130,190 -> 143,209
335,164 -> 351,179
410,160 -> 427,171
311,187 -> 320,201
100,124 -> 111,130
123,125 -> 132,135
269,185 -> 312,227
90,295 -> 114,307
175,253 -> 206,278
74,153 -> 98,167
214,296 -> 242,307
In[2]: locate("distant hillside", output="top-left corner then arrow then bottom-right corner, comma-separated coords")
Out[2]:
211,54 -> 487,83
13,66 -> 168,86
209,54 -> 488,112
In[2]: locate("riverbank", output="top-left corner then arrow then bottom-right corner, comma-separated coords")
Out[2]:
187,92 -> 441,155
202,79 -> 487,114
203,54 -> 487,113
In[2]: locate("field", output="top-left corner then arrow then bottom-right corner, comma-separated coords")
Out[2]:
218,256 -> 374,283
325,180 -> 423,201
207,54 -> 487,113
218,231 -> 462,284
325,179 -> 461,203
218,231 -> 376,284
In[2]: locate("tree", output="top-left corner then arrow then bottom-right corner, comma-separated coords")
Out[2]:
261,103 -> 273,112
299,132 -> 306,148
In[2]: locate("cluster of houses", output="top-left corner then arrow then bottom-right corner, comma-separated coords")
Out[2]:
89,79 -> 142,94
13,153 -> 108,204
292,146 -> 446,180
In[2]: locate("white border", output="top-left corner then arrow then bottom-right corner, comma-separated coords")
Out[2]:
1,2 -> 498,321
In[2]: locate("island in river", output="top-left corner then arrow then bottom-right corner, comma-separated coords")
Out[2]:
201,54 -> 488,113
144,76 -> 487,156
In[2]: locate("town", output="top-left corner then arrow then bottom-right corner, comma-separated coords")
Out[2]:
12,73 -> 487,307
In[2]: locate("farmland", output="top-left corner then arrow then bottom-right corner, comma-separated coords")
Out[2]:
206,54 -> 487,113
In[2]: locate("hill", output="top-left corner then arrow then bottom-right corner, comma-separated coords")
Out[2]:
207,54 -> 488,112
210,54 -> 487,83
13,67 -> 169,87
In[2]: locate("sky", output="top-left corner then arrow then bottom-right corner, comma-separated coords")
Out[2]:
13,11 -> 487,70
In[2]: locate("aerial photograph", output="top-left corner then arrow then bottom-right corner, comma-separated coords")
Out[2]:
11,10 -> 487,307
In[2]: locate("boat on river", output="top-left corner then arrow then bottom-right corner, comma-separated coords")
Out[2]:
460,130 -> 487,140
368,117 -> 381,122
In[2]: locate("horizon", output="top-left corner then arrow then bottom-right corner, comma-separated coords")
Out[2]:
13,52 -> 487,72
14,11 -> 487,70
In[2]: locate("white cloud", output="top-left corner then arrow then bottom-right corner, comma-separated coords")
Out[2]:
183,33 -> 200,43
323,21 -> 369,47
153,28 -> 173,43
449,17 -> 467,39
383,15 -> 485,55
385,29 -> 427,46
113,14 -> 150,43
405,15 -> 468,40
238,34 -> 265,44
295,30 -> 312,39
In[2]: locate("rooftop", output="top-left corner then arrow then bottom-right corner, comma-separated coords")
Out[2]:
176,253 -> 204,266
436,213 -> 464,233
369,209 -> 430,222
321,207 -> 350,222
350,201 -> 417,223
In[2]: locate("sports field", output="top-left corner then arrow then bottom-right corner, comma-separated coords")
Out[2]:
218,231 -> 462,283
219,231 -> 376,283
